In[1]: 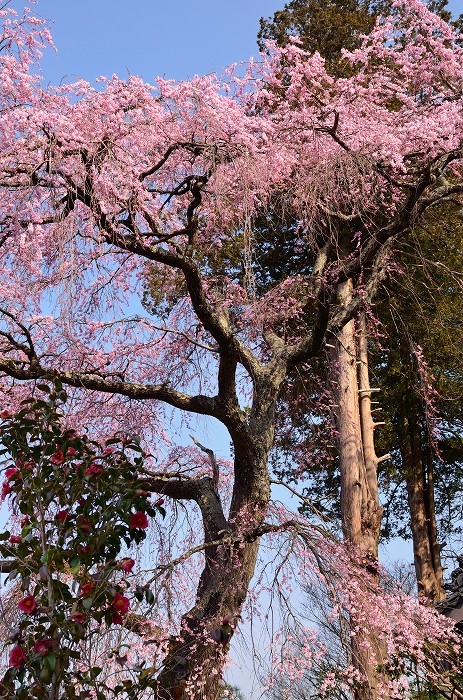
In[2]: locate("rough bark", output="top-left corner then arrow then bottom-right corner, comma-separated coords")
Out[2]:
397,405 -> 445,603
330,286 -> 384,700
155,536 -> 261,699
0,105 -> 461,697
153,369 -> 280,699
331,288 -> 383,557
424,452 -> 445,598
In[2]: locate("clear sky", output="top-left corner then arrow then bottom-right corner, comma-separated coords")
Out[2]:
19,0 -> 462,88
21,0 -> 284,85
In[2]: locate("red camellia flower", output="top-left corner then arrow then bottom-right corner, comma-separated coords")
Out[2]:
77,517 -> 92,534
51,450 -> 64,465
119,558 -> 135,573
112,593 -> 130,615
129,512 -> 149,529
84,463 -> 102,477
0,409 -> 10,419
4,467 -> 19,479
78,582 -> 94,598
71,612 -> 85,623
1,481 -> 10,500
33,639 -> 53,656
77,544 -> 92,556
67,447 -> 77,456
57,509 -> 69,523
18,595 -> 37,614
112,612 -> 123,625
9,535 -> 22,544
8,645 -> 25,668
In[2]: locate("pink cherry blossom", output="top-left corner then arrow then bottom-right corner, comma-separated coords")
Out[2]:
0,2 -> 459,696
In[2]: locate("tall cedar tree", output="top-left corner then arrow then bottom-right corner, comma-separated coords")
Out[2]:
258,0 -> 463,603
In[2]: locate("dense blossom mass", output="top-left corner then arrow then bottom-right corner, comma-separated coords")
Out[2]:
0,1 -> 462,698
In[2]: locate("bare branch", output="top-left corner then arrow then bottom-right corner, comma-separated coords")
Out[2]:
189,436 -> 220,492
0,357 -> 219,418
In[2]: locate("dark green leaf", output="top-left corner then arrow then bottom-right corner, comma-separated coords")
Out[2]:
45,654 -> 57,672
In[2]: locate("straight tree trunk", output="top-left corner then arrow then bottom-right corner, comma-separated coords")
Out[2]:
330,285 -> 384,700
358,311 -> 383,561
331,290 -> 383,559
397,404 -> 445,603
424,452 -> 444,598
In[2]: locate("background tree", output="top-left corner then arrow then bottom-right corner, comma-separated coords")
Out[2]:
373,207 -> 463,600
258,0 -> 390,73
258,0 -> 462,61
258,0 -> 463,604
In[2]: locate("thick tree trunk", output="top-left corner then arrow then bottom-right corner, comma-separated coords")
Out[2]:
156,378 -> 277,699
331,291 -> 383,557
358,311 -> 383,560
397,405 -> 445,603
424,452 -> 444,598
331,285 -> 384,700
156,538 -> 261,699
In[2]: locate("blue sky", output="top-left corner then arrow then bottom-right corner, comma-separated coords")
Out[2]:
13,0 -> 457,87
29,0 -> 283,85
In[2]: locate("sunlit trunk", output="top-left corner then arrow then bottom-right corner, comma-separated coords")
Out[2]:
330,286 -> 384,700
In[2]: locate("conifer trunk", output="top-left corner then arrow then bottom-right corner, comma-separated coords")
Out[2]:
331,288 -> 383,559
397,405 -> 445,603
330,284 -> 384,700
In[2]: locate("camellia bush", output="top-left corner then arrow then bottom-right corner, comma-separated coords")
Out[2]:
0,382 -> 166,700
